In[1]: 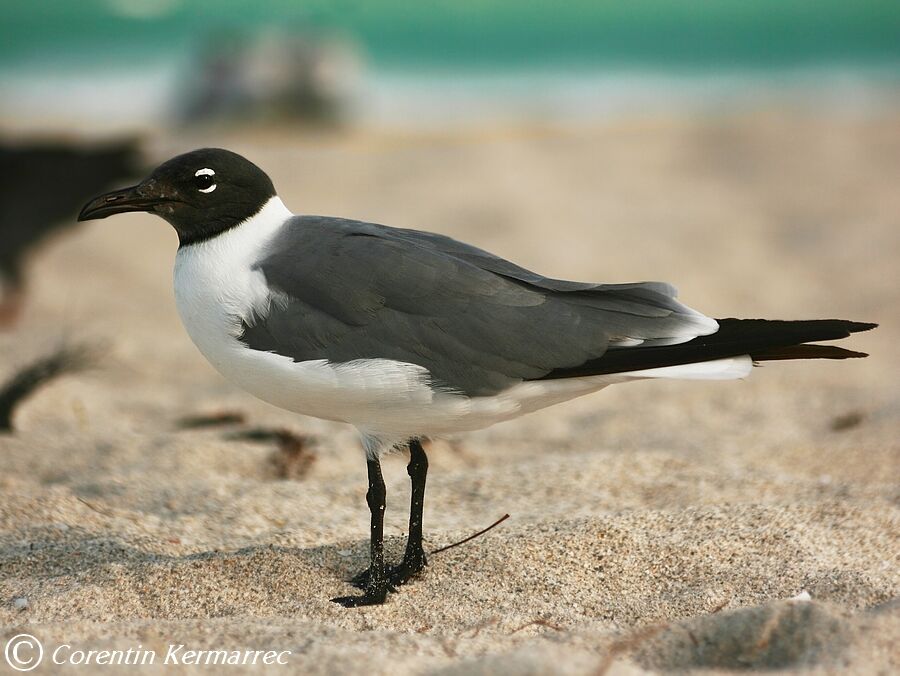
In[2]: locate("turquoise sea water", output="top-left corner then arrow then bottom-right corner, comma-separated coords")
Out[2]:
2,1 -> 898,130
2,0 -> 899,72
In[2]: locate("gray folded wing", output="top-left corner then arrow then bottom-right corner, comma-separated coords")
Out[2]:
240,216 -> 717,396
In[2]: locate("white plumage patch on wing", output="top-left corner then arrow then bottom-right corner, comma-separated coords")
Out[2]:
622,355 -> 753,380
608,337 -> 645,347
607,292 -> 719,349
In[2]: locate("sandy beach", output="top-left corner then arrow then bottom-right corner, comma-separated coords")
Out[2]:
1,110 -> 898,674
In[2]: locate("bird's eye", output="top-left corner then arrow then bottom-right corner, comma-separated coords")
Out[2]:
193,168 -> 217,193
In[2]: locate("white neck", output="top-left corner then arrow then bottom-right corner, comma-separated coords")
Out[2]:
235,195 -> 294,243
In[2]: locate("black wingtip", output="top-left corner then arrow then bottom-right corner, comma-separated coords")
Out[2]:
835,348 -> 870,359
750,344 -> 870,362
538,318 -> 876,381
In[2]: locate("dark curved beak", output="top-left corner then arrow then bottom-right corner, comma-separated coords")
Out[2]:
77,183 -> 162,221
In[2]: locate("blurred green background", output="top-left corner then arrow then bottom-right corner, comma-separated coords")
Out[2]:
3,0 -> 900,69
2,0 -> 899,131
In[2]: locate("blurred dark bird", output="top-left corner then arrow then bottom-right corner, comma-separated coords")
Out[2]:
79,148 -> 876,607
0,138 -> 142,327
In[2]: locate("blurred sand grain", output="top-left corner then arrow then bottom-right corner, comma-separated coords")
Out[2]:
0,110 -> 898,674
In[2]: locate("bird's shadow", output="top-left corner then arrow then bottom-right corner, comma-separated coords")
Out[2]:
0,526 -> 404,583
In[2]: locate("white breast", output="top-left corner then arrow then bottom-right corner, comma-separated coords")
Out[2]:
173,196 -> 291,370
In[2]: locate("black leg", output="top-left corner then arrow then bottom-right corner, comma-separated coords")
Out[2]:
332,456 -> 392,607
390,438 -> 429,585
349,439 -> 431,590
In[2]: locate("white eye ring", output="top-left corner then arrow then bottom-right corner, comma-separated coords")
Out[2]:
195,167 -> 216,193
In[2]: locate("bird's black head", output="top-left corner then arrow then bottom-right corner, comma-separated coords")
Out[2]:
78,148 -> 276,246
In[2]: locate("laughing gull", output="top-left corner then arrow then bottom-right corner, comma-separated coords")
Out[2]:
79,148 -> 876,607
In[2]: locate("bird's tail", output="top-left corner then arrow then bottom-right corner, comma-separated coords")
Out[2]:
539,319 -> 876,381
698,318 -> 876,363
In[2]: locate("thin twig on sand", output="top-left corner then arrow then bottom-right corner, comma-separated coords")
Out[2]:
430,513 -> 510,556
